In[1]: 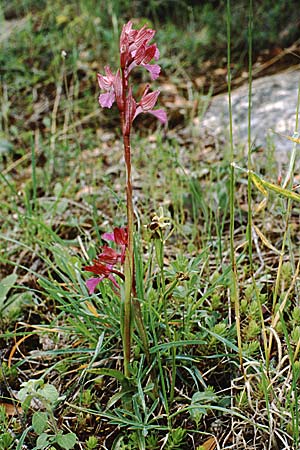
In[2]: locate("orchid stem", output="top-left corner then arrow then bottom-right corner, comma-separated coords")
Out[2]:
121,65 -> 135,377
96,21 -> 165,379
122,133 -> 134,378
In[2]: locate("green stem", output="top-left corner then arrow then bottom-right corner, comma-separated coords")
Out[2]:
133,234 -> 150,363
133,297 -> 150,363
246,0 -> 268,368
227,0 -> 243,374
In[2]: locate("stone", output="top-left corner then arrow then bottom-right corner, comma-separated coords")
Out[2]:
201,68 -> 300,160
0,18 -> 28,44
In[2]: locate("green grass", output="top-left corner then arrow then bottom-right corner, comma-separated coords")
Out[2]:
1,1 -> 300,449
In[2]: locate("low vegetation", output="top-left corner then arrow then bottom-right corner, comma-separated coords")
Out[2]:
1,1 -> 300,449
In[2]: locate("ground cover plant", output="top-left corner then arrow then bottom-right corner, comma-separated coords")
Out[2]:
1,1 -> 300,449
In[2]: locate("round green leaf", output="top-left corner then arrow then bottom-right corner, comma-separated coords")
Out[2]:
38,384 -> 59,404
56,432 -> 77,450
32,411 -> 48,435
36,433 -> 51,449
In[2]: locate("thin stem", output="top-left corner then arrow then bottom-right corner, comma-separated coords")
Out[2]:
156,234 -> 176,403
247,0 -> 253,270
123,134 -> 134,266
227,0 -> 243,374
121,69 -> 134,378
246,0 -> 268,368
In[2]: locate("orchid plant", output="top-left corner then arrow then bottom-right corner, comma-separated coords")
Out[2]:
84,21 -> 166,377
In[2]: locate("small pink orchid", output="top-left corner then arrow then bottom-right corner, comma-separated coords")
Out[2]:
119,22 -> 158,77
97,20 -> 166,131
84,261 -> 122,294
90,21 -> 166,374
97,246 -> 121,265
105,226 -> 128,246
84,227 -> 128,294
102,226 -> 128,263
134,85 -> 167,124
97,66 -> 116,108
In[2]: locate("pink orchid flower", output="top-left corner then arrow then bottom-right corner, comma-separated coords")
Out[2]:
102,227 -> 128,263
97,67 -> 123,110
84,261 -> 122,294
97,246 -> 121,265
120,21 -> 161,79
84,227 -> 128,294
134,85 -> 167,125
97,66 -> 116,108
97,20 -> 166,128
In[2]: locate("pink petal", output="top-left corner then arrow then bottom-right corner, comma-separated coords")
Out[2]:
99,92 -> 115,108
133,105 -> 143,121
113,70 -> 123,111
108,274 -> 120,289
97,66 -> 114,90
102,231 -> 115,241
113,227 -> 128,246
97,73 -> 109,90
142,63 -> 161,80
120,21 -> 133,48
140,90 -> 160,111
140,44 -> 157,65
133,43 -> 146,65
134,27 -> 155,48
148,109 -> 167,124
86,277 -> 104,294
98,246 -> 120,265
126,60 -> 136,76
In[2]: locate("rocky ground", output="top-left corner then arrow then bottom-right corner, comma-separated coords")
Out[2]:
201,66 -> 300,160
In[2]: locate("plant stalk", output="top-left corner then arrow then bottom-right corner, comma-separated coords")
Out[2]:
121,70 -> 134,378
227,0 -> 243,375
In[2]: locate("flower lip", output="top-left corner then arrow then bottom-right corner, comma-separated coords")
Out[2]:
148,108 -> 167,124
99,92 -> 115,109
97,66 -> 119,109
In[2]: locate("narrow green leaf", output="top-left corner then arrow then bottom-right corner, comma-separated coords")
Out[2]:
0,273 -> 18,306
150,339 -> 206,354
16,426 -> 33,450
92,368 -> 128,384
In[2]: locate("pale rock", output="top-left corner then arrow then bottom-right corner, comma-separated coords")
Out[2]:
201,68 -> 300,160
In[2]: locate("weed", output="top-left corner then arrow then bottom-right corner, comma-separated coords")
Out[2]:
17,379 -> 77,449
